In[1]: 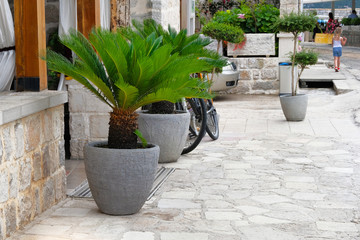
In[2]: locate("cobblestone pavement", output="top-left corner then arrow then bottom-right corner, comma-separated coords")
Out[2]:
10,68 -> 360,239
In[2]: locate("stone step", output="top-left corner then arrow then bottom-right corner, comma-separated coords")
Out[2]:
300,67 -> 346,82
332,80 -> 353,95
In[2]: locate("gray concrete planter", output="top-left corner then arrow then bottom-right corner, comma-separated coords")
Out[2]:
280,94 -> 308,121
84,141 -> 159,215
138,111 -> 190,163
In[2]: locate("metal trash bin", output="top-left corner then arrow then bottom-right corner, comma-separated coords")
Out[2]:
279,62 -> 297,95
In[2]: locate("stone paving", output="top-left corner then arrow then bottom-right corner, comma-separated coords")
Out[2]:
9,67 -> 360,239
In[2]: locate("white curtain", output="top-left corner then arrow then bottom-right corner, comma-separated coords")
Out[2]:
59,0 -> 77,36
58,0 -> 77,90
0,0 -> 15,91
100,0 -> 111,30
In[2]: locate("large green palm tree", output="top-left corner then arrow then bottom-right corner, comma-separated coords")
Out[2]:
46,29 -> 214,149
120,19 -> 227,113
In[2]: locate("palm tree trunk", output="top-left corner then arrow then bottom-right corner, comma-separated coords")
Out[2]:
108,109 -> 138,149
110,0 -> 130,31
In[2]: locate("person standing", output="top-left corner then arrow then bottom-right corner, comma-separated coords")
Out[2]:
332,27 -> 347,72
328,12 -> 334,23
348,10 -> 358,19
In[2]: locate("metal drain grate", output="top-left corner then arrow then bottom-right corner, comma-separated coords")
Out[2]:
67,167 -> 175,200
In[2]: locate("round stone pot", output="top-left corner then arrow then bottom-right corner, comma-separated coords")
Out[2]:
280,94 -> 308,121
84,141 -> 159,215
138,111 -> 190,163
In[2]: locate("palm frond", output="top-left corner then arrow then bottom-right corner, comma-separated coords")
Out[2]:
60,30 -> 110,88
46,50 -> 113,108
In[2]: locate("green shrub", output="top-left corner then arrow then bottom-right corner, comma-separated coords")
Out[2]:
275,12 -> 317,35
202,21 -> 245,43
351,18 -> 360,25
291,50 -> 318,69
212,3 -> 279,33
341,18 -> 352,25
341,17 -> 360,25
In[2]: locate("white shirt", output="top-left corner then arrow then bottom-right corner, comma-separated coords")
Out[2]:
333,37 -> 342,48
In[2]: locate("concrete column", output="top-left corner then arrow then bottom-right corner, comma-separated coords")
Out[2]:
352,0 -> 355,11
331,1 -> 335,18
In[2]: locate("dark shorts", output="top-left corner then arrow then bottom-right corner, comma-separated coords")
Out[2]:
333,47 -> 342,57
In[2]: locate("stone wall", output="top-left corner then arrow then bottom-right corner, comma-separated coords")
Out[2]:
225,57 -> 279,94
0,105 -> 66,239
67,82 -> 110,159
152,0 -> 181,31
342,26 -> 360,47
131,0 -> 153,22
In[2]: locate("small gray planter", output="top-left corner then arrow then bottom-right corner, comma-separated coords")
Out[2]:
138,111 -> 190,163
84,141 -> 159,215
280,94 -> 308,121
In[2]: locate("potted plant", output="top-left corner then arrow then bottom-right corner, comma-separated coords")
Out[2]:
120,19 -> 226,163
275,12 -> 317,121
46,28 -> 214,215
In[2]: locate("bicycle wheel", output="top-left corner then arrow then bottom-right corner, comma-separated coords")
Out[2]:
205,99 -> 219,140
180,98 -> 207,155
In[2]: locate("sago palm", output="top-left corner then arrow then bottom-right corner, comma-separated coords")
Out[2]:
126,19 -> 226,68
120,19 -> 227,113
46,29 -> 214,149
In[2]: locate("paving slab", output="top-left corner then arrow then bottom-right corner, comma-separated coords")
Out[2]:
300,65 -> 346,81
333,80 -> 353,94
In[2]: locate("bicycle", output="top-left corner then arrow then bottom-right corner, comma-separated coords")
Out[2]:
205,98 -> 219,140
176,98 -> 207,155
201,72 -> 220,140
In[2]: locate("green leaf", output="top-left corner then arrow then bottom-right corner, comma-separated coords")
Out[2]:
134,129 -> 147,148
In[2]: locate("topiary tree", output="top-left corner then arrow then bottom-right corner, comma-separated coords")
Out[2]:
202,21 -> 245,53
290,49 -> 318,94
202,21 -> 245,81
275,12 -> 317,96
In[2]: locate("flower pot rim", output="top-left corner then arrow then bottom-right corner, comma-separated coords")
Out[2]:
280,93 -> 307,98
87,141 -> 158,150
138,109 -> 188,115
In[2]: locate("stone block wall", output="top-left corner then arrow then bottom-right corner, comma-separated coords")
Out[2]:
67,82 -> 110,159
131,0 -> 153,22
152,0 -> 181,31
225,57 -> 279,95
342,26 -> 360,47
227,34 -> 276,57
0,105 -> 66,239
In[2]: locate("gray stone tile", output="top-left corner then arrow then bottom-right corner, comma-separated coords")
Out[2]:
158,199 -> 201,209
316,221 -> 358,232
251,195 -> 291,204
121,231 -> 155,240
205,211 -> 243,221
248,215 -> 291,224
160,232 -> 208,240
25,224 -> 72,236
